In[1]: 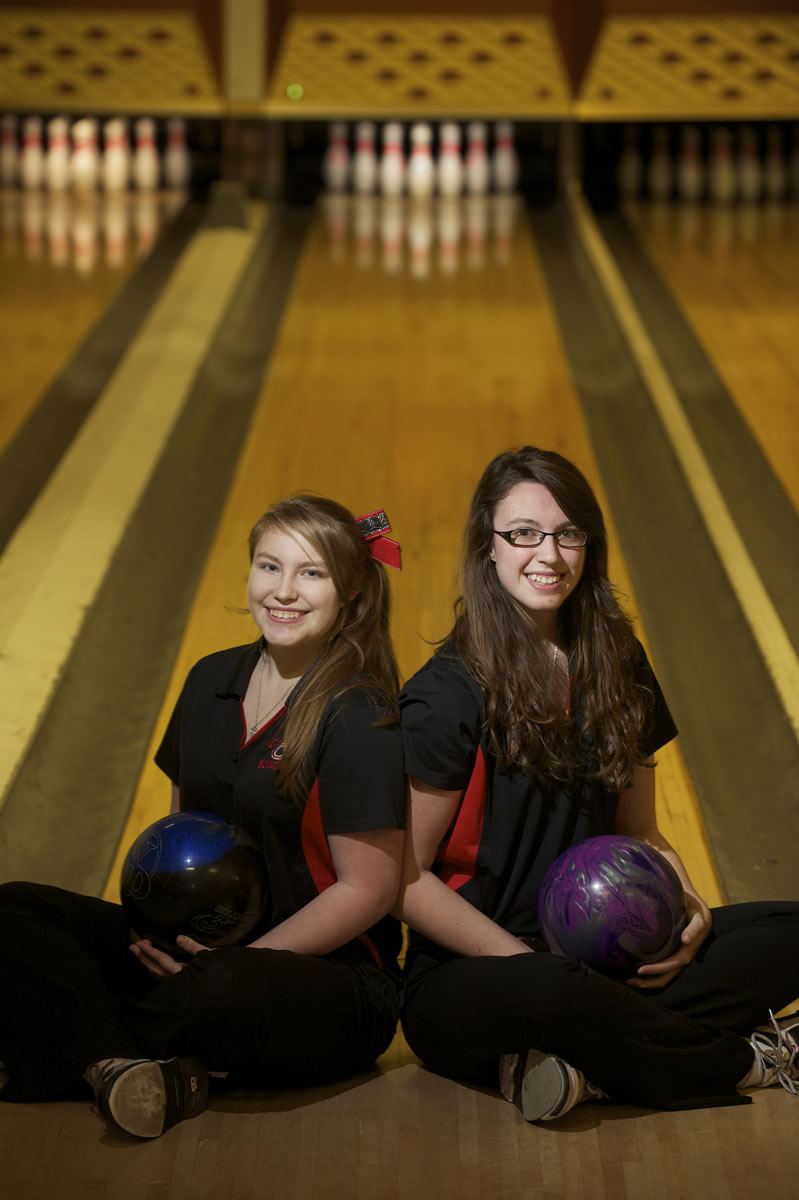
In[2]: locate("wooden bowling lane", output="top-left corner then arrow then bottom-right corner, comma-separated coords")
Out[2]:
103,193 -> 721,908
534,197 -> 798,903
0,195 -> 295,897
0,190 -> 202,554
0,189 -> 176,454
623,200 -> 799,513
4,192 -> 798,1200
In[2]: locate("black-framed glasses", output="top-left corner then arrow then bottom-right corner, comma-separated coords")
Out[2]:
493,527 -> 588,549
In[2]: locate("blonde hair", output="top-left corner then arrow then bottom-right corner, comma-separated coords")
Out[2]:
249,495 -> 399,804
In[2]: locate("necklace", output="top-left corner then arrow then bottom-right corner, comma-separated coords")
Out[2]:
249,654 -> 294,737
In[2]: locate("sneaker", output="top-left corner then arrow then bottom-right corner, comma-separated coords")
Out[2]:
747,1012 -> 799,1097
499,1049 -> 604,1122
94,1056 -> 209,1138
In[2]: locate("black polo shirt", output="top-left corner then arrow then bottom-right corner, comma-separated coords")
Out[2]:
155,641 -> 405,971
398,640 -> 677,944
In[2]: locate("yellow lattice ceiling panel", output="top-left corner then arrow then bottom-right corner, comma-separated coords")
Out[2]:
576,16 -> 799,121
0,8 -> 221,114
265,15 -> 570,118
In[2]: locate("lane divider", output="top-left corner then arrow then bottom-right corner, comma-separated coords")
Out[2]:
568,182 -> 799,743
0,203 -> 267,814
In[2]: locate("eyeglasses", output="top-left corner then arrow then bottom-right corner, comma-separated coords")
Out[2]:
493,527 -> 588,549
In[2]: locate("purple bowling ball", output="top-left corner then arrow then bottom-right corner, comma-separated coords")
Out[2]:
537,835 -> 686,977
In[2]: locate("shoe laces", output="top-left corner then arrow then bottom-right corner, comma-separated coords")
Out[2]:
563,1063 -> 606,1112
750,1011 -> 799,1096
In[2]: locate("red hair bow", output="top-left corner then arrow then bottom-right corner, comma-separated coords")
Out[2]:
356,509 -> 402,570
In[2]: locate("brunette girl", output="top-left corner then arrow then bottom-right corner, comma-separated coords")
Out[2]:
396,447 -> 799,1121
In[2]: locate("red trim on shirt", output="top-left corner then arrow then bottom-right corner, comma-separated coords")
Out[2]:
438,746 -> 487,891
300,780 -> 383,968
300,779 -> 337,893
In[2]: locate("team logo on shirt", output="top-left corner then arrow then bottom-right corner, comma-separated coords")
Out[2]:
257,735 -> 284,770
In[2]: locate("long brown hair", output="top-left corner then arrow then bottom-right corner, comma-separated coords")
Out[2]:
451,447 -> 651,790
249,495 -> 400,803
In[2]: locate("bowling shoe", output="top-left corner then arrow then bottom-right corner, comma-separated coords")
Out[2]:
499,1049 -> 605,1122
746,1012 -> 799,1095
94,1055 -> 209,1137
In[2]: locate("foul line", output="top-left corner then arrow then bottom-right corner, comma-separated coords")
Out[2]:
568,183 -> 799,743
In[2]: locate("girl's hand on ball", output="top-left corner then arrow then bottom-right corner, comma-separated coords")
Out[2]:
627,895 -> 712,990
130,934 -> 211,978
175,935 -> 211,957
130,938 -> 185,978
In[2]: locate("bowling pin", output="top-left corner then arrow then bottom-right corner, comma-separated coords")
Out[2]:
708,126 -> 736,204
134,189 -> 159,254
736,200 -> 761,246
676,201 -> 702,250
102,118 -> 130,192
380,196 -> 404,274
737,125 -> 762,203
161,188 -> 186,220
407,123 -> 435,199
322,191 -> 348,259
21,116 -> 44,190
379,122 -> 405,196
353,195 -> 376,266
352,121 -> 378,194
492,121 -> 519,193
103,191 -> 129,267
1,114 -> 18,187
647,125 -> 673,201
437,122 -> 463,197
323,122 -> 349,193
764,125 -> 787,201
407,200 -> 432,279
617,125 -> 643,200
1,188 -> 18,255
46,191 -> 70,266
133,118 -> 160,190
709,204 -> 735,253
164,117 -> 190,190
72,194 -> 98,273
492,193 -> 517,264
437,197 -> 461,274
465,121 -> 490,195
46,116 -> 71,191
676,125 -> 704,203
465,194 -> 487,269
71,118 -> 99,192
22,189 -> 44,257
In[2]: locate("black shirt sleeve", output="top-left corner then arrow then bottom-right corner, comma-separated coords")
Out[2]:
399,651 -> 484,791
635,642 -> 678,756
154,687 -> 184,785
399,642 -> 677,791
317,696 -> 406,835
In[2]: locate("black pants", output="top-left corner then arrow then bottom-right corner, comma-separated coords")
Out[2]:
401,901 -> 799,1111
0,882 -> 400,1102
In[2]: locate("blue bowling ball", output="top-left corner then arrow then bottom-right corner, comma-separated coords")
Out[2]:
120,811 -> 268,952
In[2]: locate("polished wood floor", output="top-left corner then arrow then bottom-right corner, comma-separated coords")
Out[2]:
1,186 -> 797,1197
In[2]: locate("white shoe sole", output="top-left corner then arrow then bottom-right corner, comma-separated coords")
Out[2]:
107,1061 -> 171,1138
499,1050 -> 569,1122
105,1058 -> 207,1138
